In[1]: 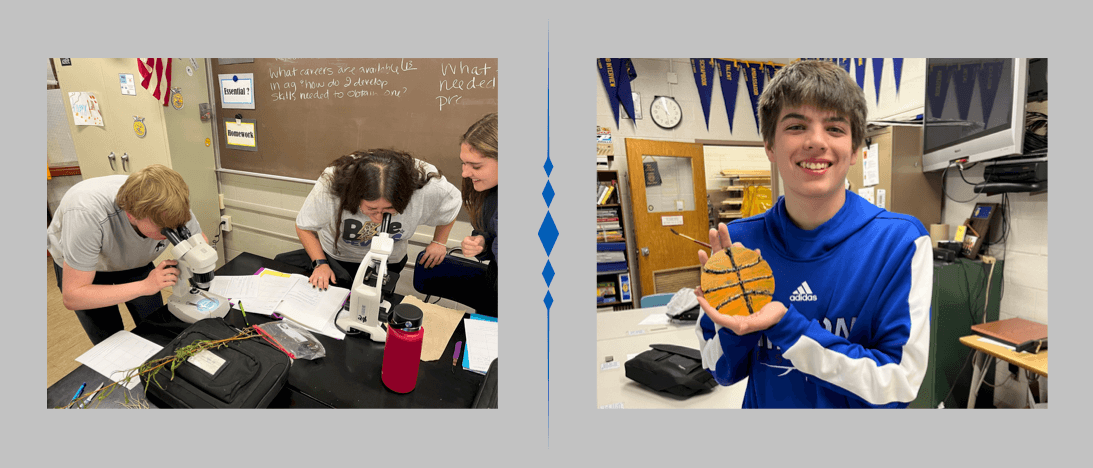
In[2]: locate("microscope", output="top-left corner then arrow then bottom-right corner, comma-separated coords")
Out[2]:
334,213 -> 393,342
162,226 -> 230,323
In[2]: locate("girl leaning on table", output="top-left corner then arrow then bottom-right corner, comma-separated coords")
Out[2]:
275,148 -> 462,290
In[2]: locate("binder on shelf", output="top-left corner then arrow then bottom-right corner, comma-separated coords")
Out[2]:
617,273 -> 632,303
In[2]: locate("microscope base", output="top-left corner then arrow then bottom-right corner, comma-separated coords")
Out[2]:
335,314 -> 388,343
168,291 -> 230,324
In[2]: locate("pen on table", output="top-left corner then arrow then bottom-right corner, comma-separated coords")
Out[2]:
239,300 -> 250,326
78,382 -> 104,409
68,382 -> 86,408
452,341 -> 462,373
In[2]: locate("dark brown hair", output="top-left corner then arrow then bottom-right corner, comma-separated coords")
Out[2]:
326,149 -> 439,253
460,113 -> 498,231
759,60 -> 868,152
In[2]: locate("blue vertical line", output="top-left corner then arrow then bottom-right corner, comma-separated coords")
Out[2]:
544,20 -> 550,448
545,21 -> 550,448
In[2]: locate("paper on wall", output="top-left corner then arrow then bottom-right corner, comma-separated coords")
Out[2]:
863,143 -> 880,187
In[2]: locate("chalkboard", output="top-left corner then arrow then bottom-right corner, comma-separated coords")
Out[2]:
211,58 -> 498,203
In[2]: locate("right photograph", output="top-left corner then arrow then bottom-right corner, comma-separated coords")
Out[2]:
595,58 -> 1048,409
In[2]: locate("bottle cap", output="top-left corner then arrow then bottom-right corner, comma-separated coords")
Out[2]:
389,303 -> 423,331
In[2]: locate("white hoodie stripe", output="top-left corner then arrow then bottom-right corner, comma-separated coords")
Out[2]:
782,236 -> 932,405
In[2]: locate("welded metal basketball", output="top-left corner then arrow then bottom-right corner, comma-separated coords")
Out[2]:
700,246 -> 775,316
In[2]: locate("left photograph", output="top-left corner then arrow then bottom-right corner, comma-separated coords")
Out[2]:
46,58 -> 499,408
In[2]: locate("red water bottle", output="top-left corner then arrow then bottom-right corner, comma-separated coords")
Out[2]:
382,304 -> 424,393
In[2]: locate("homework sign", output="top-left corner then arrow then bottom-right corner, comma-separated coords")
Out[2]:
225,119 -> 257,151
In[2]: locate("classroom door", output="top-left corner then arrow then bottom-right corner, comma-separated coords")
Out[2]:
53,58 -> 172,180
624,138 -> 708,297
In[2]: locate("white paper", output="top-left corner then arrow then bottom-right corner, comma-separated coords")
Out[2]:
119,74 -> 136,95
858,187 -> 875,204
464,318 -> 498,373
215,274 -> 296,316
638,313 -> 671,326
277,282 -> 349,331
68,92 -> 103,126
210,275 -> 259,299
863,143 -> 880,186
976,336 -> 1016,351
75,331 -> 163,390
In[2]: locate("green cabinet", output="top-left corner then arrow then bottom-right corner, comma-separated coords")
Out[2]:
911,259 -> 1004,408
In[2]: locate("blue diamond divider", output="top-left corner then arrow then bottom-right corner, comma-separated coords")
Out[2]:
544,156 -> 553,177
542,260 -> 555,286
542,181 -> 555,207
544,290 -> 554,311
538,212 -> 558,256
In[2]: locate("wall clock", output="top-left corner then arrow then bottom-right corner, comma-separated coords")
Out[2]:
650,95 -> 682,129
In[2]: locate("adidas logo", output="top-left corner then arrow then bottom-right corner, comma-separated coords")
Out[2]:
789,281 -> 818,302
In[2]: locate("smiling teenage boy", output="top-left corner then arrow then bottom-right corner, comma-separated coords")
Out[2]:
695,60 -> 932,408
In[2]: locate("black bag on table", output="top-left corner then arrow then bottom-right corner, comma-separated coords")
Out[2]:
624,344 -> 717,397
142,318 -> 291,408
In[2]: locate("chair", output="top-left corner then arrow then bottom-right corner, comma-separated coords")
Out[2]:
412,248 -> 489,313
640,293 -> 675,308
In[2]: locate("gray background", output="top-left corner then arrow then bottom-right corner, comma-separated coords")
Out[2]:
16,3 -> 1082,465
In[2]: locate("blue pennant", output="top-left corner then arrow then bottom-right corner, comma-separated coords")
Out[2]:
838,58 -> 852,74
714,59 -> 741,134
892,58 -> 904,95
977,60 -> 1005,125
618,59 -> 638,121
855,58 -> 867,90
927,63 -> 955,119
691,59 -> 715,130
953,62 -> 981,121
872,58 -> 885,105
597,58 -> 621,128
743,62 -> 766,134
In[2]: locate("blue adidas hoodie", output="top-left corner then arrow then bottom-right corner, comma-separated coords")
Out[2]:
696,190 -> 932,408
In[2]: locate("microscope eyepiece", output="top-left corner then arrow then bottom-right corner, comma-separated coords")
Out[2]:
162,227 -> 183,245
380,212 -> 392,234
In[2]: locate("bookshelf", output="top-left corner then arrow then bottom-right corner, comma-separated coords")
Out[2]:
596,170 -> 633,309
710,170 -> 771,226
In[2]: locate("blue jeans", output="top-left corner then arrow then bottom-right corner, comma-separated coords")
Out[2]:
53,261 -> 162,345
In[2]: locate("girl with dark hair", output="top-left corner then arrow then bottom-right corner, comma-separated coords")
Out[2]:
276,148 -> 461,290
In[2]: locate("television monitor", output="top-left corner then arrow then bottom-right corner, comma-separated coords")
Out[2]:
921,58 -> 1029,172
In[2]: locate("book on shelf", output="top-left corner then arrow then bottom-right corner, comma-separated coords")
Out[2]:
596,233 -> 624,243
597,281 -> 617,301
596,250 -> 625,263
597,184 -> 615,205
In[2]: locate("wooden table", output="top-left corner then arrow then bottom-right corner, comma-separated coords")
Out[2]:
959,335 -> 1048,409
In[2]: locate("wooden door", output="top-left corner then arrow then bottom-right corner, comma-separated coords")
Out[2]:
625,138 -> 708,297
